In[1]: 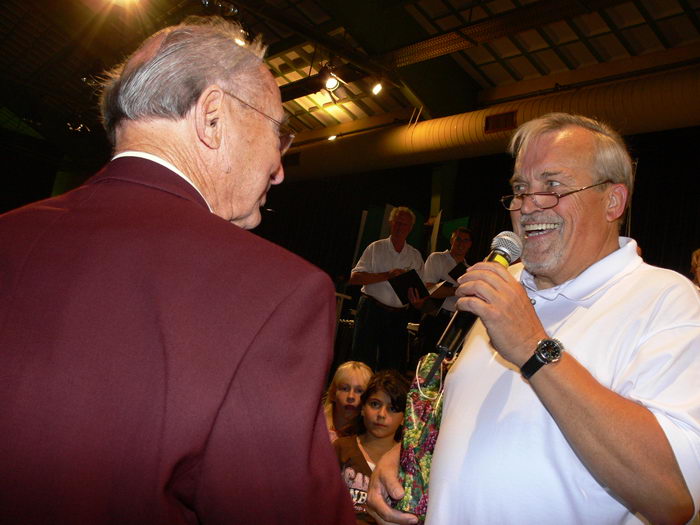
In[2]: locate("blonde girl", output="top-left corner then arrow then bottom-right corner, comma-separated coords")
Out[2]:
323,361 -> 373,442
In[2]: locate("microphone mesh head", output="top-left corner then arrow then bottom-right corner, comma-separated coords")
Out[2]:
490,231 -> 523,264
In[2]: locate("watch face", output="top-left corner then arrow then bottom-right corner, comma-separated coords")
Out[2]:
537,339 -> 562,363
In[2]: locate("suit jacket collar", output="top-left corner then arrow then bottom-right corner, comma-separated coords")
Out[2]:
88,156 -> 210,212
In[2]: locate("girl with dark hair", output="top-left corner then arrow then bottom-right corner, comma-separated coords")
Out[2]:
333,370 -> 410,524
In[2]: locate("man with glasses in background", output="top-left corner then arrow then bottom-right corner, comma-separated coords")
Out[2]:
368,113 -> 700,525
0,16 -> 354,525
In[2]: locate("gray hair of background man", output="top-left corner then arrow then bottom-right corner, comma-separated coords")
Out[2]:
99,16 -> 266,146
389,206 -> 416,225
508,113 -> 635,212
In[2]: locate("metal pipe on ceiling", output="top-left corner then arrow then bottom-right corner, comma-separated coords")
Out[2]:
284,65 -> 700,179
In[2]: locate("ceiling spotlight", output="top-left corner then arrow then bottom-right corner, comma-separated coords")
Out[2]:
372,82 -> 383,95
202,0 -> 238,16
325,73 -> 340,91
319,64 -> 342,92
222,3 -> 238,16
327,135 -> 337,141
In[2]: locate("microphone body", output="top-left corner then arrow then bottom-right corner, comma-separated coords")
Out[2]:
435,231 -> 523,358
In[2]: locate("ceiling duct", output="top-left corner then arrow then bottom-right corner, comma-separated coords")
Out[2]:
284,65 -> 700,179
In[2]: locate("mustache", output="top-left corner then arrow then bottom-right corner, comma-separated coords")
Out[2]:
519,212 -> 562,226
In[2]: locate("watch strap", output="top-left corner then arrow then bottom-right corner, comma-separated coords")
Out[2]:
521,352 -> 547,380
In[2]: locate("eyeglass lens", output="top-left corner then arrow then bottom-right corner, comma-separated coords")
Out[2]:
502,180 -> 613,211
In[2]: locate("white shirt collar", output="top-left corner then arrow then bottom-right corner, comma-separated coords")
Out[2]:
112,151 -> 213,212
521,237 -> 642,301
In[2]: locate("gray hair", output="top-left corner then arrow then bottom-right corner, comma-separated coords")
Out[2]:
389,206 -> 416,225
99,16 -> 267,145
508,113 -> 634,208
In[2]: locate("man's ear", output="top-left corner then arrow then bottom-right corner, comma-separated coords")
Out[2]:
194,85 -> 225,149
606,183 -> 628,222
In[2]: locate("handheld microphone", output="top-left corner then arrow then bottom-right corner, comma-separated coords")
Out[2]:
423,231 -> 523,383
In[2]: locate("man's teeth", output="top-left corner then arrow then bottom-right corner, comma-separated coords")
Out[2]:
524,223 -> 559,237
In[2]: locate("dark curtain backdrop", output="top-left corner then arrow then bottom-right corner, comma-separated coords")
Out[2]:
1,129 -> 108,214
3,125 -> 698,284
0,130 -> 60,213
253,164 -> 432,289
254,125 -> 700,286
624,127 -> 700,276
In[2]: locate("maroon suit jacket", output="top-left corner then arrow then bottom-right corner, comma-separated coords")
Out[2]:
0,157 -> 354,524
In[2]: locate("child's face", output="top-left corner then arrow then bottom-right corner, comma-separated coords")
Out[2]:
334,372 -> 366,420
362,389 -> 404,440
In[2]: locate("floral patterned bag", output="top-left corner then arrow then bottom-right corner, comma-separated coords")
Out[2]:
394,352 -> 447,523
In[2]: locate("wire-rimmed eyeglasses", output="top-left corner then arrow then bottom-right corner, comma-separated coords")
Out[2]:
222,90 -> 295,155
500,180 -> 613,211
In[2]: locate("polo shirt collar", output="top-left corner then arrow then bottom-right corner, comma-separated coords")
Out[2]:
521,237 -> 642,301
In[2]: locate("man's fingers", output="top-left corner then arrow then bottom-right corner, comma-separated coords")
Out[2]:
367,506 -> 419,525
367,479 -> 418,524
383,474 -> 405,501
366,443 -> 419,524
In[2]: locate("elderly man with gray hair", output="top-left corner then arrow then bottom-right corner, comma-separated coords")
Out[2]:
349,206 -> 425,373
0,16 -> 354,525
368,113 -> 700,525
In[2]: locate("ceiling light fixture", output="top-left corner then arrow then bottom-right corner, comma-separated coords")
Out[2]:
371,81 -> 383,95
319,64 -> 342,92
325,73 -> 340,91
201,0 -> 238,17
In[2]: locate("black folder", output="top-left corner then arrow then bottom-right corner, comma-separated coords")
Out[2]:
388,269 -> 430,305
448,262 -> 468,281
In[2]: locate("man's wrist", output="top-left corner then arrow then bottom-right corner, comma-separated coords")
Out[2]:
521,338 -> 564,380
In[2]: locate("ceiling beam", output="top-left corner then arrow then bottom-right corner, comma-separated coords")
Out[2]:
279,63 -> 370,102
381,0 -> 633,68
233,0 -> 402,86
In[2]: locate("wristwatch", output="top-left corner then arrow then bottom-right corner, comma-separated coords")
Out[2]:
521,338 -> 564,380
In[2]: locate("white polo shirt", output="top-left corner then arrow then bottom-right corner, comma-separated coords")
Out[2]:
423,250 -> 466,312
352,238 -> 424,308
427,237 -> 700,524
